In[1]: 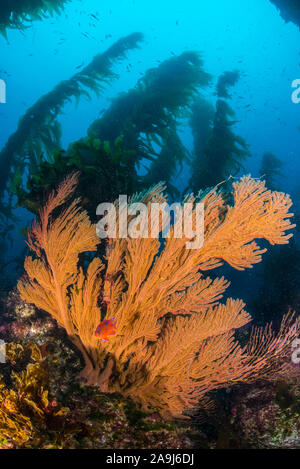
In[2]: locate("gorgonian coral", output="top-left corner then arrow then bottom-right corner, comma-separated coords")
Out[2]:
18,173 -> 299,418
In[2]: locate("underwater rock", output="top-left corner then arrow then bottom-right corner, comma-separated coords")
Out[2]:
6,289 -> 36,319
0,289 -> 194,449
0,289 -> 56,345
230,370 -> 300,449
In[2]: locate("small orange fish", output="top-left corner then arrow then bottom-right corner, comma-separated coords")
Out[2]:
95,318 -> 116,342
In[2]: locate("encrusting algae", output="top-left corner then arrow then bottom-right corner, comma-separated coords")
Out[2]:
0,326 -> 194,449
16,172 -> 300,419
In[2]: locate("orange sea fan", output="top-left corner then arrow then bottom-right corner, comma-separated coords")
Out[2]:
18,174 -> 299,418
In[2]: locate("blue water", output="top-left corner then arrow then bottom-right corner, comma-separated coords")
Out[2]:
0,0 -> 299,291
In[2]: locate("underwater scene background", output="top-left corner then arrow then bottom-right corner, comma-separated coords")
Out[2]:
0,0 -> 299,449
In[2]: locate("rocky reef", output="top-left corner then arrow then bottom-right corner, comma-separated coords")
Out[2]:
0,291 -> 194,449
230,377 -> 300,449
0,290 -> 299,449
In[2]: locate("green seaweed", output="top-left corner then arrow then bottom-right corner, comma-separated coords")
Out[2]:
0,0 -> 69,39
141,126 -> 190,197
216,70 -> 240,99
270,0 -> 300,30
189,71 -> 250,191
11,136 -> 138,216
10,50 -> 211,214
0,33 -> 143,202
259,151 -> 283,190
88,52 -> 211,161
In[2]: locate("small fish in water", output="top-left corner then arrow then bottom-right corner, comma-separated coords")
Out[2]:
95,318 -> 117,341
90,13 -> 99,21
